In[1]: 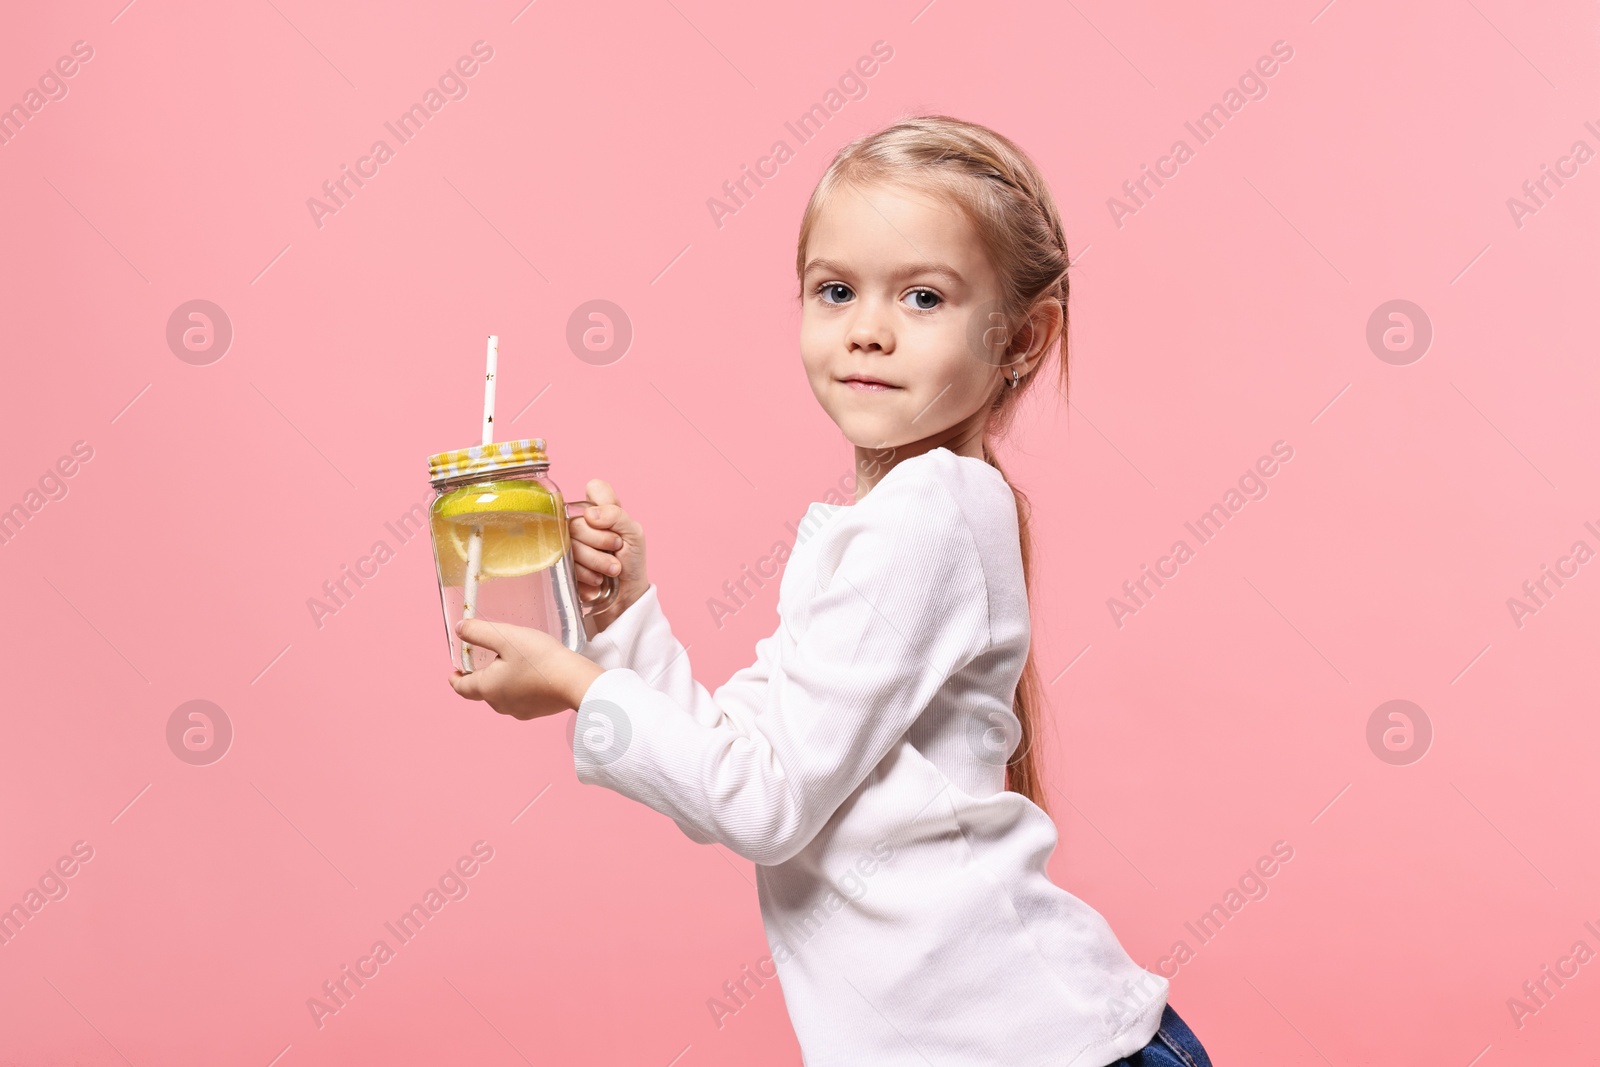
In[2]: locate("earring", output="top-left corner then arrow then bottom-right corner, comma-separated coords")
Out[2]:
1007,368 -> 1022,388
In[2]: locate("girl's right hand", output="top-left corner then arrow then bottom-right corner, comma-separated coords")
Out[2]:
569,478 -> 649,635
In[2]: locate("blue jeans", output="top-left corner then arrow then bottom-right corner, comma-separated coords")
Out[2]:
1109,1005 -> 1212,1067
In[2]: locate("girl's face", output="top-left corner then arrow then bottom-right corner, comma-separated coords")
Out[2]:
799,180 -> 1010,454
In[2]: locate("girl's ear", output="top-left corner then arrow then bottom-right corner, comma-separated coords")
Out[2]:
1013,298 -> 1065,376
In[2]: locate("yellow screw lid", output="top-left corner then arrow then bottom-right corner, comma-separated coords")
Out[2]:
426,438 -> 549,484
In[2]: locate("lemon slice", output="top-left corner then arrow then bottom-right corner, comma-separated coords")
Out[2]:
437,483 -> 559,521
432,483 -> 566,584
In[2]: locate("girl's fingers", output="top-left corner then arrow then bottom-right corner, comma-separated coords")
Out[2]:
583,503 -> 640,541
572,541 -> 621,579
573,562 -> 604,588
568,518 -> 623,551
581,503 -> 622,530
585,479 -> 620,508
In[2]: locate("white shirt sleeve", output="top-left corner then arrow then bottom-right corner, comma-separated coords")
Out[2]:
571,475 -> 992,866
582,583 -> 776,737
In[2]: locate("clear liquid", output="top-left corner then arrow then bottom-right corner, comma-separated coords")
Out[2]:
430,483 -> 588,669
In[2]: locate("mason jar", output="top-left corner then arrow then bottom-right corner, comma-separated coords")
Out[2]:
426,438 -> 618,671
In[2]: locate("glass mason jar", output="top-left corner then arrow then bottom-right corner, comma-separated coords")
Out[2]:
425,438 -> 618,671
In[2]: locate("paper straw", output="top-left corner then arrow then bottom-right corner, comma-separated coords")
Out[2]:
461,335 -> 499,671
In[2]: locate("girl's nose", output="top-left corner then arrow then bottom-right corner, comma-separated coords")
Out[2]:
846,300 -> 892,352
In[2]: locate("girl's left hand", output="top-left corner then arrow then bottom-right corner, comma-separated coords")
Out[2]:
446,618 -> 605,720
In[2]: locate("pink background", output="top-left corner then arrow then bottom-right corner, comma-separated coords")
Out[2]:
3,0 -> 1598,1063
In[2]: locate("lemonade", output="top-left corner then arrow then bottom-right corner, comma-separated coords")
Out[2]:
430,481 -> 567,587
426,438 -> 617,667
430,478 -> 582,667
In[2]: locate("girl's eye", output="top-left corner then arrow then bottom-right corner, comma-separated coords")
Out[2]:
904,288 -> 942,311
817,282 -> 854,304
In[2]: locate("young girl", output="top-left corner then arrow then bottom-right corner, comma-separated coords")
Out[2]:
448,115 -> 1213,1067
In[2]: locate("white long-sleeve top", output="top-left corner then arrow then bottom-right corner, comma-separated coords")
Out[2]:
572,447 -> 1168,1066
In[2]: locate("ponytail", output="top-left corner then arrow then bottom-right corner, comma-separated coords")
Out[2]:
980,441 -> 1049,816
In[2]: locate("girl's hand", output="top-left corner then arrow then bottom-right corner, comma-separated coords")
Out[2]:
447,617 -> 604,720
568,478 -> 649,635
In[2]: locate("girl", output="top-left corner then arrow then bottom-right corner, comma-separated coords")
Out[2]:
448,115 -> 1213,1067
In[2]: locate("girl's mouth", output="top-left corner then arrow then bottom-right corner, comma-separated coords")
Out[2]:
839,375 -> 900,392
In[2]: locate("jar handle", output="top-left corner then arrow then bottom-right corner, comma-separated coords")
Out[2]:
567,500 -> 621,615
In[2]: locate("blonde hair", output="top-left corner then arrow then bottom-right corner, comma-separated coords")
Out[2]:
794,114 -> 1070,815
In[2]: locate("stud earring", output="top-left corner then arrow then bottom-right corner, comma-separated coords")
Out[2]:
1007,368 -> 1022,388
